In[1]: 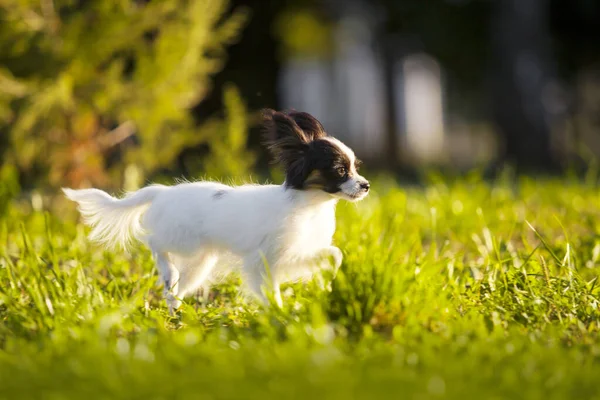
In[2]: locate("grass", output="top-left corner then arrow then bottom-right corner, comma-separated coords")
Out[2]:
1,172 -> 600,399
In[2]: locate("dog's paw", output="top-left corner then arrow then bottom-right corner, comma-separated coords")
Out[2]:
166,294 -> 182,316
314,246 -> 343,283
326,246 -> 343,272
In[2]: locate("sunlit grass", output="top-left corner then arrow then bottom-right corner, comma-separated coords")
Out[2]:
1,173 -> 600,399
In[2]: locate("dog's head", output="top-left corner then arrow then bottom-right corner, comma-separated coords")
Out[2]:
262,109 -> 370,202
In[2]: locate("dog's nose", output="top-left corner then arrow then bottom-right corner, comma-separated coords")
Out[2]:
360,181 -> 370,192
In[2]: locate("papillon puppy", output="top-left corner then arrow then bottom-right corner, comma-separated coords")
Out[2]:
63,109 -> 370,313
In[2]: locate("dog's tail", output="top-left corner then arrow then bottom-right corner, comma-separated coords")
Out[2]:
62,185 -> 166,251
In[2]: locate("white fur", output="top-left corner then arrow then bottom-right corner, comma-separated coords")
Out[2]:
63,182 -> 344,313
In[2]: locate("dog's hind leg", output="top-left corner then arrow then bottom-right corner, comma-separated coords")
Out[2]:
175,251 -> 218,302
153,251 -> 180,314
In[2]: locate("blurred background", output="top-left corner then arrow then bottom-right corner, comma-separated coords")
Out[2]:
1,0 -> 600,205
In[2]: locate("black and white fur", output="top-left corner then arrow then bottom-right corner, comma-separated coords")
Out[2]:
63,109 -> 370,313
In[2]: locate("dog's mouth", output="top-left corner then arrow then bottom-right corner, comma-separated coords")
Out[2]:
336,190 -> 368,202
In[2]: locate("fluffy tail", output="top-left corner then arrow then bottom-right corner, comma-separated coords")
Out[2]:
62,185 -> 166,251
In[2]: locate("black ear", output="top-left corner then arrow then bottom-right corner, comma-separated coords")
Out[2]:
261,109 -> 310,169
288,111 -> 327,141
285,157 -> 311,189
262,109 -> 309,143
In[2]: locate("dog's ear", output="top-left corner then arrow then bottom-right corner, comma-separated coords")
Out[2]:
285,157 -> 311,189
262,109 -> 310,168
288,111 -> 327,141
262,109 -> 327,189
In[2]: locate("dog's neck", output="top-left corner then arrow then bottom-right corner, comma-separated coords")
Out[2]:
282,183 -> 338,209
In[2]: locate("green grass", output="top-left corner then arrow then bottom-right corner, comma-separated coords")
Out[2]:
2,173 -> 600,399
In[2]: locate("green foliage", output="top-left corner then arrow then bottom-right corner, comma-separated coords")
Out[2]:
0,0 -> 249,189
1,175 -> 600,398
274,7 -> 333,59
200,84 -> 256,180
0,164 -> 20,218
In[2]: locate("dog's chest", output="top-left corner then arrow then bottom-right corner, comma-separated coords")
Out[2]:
285,202 -> 336,253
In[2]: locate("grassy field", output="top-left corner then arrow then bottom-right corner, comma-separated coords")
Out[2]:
1,172 -> 600,399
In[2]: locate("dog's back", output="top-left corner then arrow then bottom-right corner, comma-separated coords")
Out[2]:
141,181 -> 289,256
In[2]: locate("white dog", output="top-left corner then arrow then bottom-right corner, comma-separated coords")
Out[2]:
63,109 -> 370,313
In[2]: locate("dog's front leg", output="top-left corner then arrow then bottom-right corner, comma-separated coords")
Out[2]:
242,253 -> 283,308
314,246 -> 343,274
303,246 -> 343,291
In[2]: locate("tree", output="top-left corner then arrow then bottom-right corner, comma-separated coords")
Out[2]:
489,0 -> 560,171
0,0 -> 249,190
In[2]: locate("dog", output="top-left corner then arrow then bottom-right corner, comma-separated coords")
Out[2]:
63,109 -> 370,313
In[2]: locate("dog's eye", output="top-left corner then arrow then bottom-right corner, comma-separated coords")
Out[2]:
336,166 -> 348,176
